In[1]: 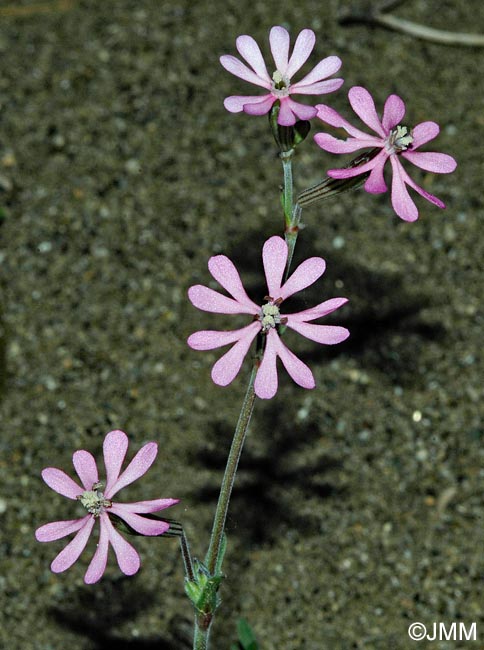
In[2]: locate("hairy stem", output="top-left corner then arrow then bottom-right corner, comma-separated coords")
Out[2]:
193,620 -> 211,650
205,365 -> 257,575
281,152 -> 295,229
284,203 -> 301,282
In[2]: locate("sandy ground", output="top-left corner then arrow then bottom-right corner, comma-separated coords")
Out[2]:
0,0 -> 483,648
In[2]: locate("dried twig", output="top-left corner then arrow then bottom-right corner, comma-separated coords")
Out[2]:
339,2 -> 484,47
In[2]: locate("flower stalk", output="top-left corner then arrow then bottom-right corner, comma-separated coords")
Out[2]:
281,152 -> 295,229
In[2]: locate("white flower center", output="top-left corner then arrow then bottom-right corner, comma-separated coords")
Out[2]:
271,70 -> 290,98
385,125 -> 413,154
78,482 -> 112,516
259,299 -> 286,332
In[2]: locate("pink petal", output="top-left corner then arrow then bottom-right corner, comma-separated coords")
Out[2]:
291,78 -> 344,95
110,505 -> 170,536
348,87 -> 386,138
211,323 -> 260,386
219,55 -> 271,89
364,150 -> 388,193
108,442 -> 158,498
274,334 -> 315,390
277,98 -> 298,126
315,104 -> 376,140
402,150 -> 457,174
223,94 -> 274,114
269,26 -> 290,73
36,517 -> 88,542
401,167 -> 446,209
188,285 -> 256,315
389,156 -> 419,221
113,498 -> 179,514
73,450 -> 99,490
235,35 -> 271,82
263,236 -> 287,298
41,467 -> 83,500
410,121 -> 440,148
105,515 -> 140,576
254,329 -> 279,399
242,94 -> 277,116
286,29 -> 315,78
284,98 -> 317,121
84,515 -> 109,584
328,156 -> 379,180
287,321 -> 350,344
288,297 -> 348,322
103,430 -> 128,495
208,255 -> 258,311
188,323 -> 261,351
381,94 -> 406,132
314,132 -> 376,154
293,55 -> 342,87
279,257 -> 326,301
50,517 -> 95,574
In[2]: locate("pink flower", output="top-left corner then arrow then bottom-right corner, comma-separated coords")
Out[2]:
314,86 -> 457,221
187,236 -> 349,400
35,430 -> 178,584
220,26 -> 343,126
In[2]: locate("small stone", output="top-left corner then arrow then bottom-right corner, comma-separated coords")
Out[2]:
412,410 -> 422,422
38,241 -> 52,253
125,159 -> 141,174
416,448 -> 428,462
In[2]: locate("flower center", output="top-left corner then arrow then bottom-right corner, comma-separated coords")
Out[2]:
385,125 -> 413,154
271,70 -> 290,97
78,482 -> 112,516
259,298 -> 287,332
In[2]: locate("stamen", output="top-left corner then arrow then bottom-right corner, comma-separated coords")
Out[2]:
259,299 -> 284,332
78,482 -> 112,516
386,125 -> 413,154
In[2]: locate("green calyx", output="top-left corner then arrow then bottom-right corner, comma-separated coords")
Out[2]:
269,103 -> 311,154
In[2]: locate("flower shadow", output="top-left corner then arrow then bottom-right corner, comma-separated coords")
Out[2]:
290,254 -> 447,386
189,403 -> 346,546
49,576 -> 191,649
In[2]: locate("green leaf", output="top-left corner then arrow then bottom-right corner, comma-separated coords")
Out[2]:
235,618 -> 259,650
185,561 -> 224,616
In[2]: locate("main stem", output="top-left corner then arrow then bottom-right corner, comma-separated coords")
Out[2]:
205,364 -> 257,574
193,621 -> 210,650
